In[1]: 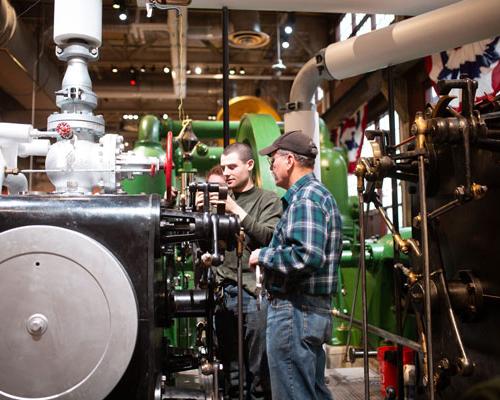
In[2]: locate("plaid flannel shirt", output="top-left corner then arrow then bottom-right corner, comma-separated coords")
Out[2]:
258,173 -> 342,295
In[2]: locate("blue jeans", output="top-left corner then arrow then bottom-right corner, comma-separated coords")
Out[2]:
215,284 -> 271,400
266,293 -> 333,400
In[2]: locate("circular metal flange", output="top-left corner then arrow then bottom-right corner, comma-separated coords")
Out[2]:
48,112 -> 105,139
0,225 -> 138,400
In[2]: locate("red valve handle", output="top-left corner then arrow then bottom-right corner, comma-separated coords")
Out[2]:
165,130 -> 173,201
56,122 -> 73,139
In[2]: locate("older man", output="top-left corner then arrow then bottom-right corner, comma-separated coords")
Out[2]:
249,130 -> 342,400
210,143 -> 282,400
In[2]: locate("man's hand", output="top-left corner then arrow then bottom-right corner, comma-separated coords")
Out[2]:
225,196 -> 247,220
195,192 -> 248,221
195,191 -> 220,211
249,248 -> 261,270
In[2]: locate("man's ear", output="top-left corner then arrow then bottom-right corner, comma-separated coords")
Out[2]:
247,159 -> 255,171
285,154 -> 294,171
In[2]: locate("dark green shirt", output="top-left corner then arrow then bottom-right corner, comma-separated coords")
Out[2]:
216,186 -> 282,295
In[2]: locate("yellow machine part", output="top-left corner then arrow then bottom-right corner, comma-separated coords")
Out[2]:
216,96 -> 282,122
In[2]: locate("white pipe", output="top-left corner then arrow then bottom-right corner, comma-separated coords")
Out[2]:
286,0 -> 500,137
0,123 -> 33,142
18,140 -> 51,158
189,0 -> 459,16
325,0 -> 500,80
4,173 -> 28,194
168,8 -> 187,99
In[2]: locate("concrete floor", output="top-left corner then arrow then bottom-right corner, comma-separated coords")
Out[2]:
171,366 -> 382,399
326,367 -> 382,399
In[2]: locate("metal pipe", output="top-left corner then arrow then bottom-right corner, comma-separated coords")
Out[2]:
237,236 -> 244,400
357,186 -> 370,400
189,0 -> 459,16
3,173 -> 28,194
285,0 -> 500,134
418,152 -> 435,399
387,65 -> 404,400
222,7 -> 230,148
164,120 -> 239,139
332,309 -> 422,352
437,271 -> 473,376
324,0 -> 500,80
168,7 -> 187,99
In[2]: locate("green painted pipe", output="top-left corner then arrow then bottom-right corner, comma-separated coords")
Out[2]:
192,144 -> 223,172
122,115 -> 167,195
162,120 -> 240,140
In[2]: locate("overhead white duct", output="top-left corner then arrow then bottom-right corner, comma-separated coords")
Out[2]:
285,0 -> 500,138
168,7 -> 188,99
190,0 -> 459,16
95,84 -> 222,100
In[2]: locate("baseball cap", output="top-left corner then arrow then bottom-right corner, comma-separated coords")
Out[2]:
258,130 -> 318,158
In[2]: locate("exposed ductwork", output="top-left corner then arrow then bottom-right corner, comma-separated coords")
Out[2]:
0,0 -> 16,47
228,11 -> 269,49
168,7 -> 188,99
189,0 -> 460,17
95,84 -> 222,100
285,0 -> 500,139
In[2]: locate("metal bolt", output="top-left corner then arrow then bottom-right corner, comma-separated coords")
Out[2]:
26,314 -> 48,336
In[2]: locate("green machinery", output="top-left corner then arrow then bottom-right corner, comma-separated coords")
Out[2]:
122,113 -> 413,354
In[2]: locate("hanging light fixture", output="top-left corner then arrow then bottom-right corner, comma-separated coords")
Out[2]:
272,17 -> 286,74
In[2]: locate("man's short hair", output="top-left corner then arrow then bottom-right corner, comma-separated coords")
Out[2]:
222,142 -> 254,163
206,164 -> 224,180
277,149 -> 315,169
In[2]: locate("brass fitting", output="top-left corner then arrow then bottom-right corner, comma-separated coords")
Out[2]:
471,182 -> 487,200
236,228 -> 245,258
412,111 -> 428,150
413,214 -> 422,228
4,167 -> 19,175
394,235 -> 421,257
394,234 -> 409,254
354,161 -> 367,192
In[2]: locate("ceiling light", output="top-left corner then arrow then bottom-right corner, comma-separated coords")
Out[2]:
112,1 -> 120,9
282,41 -> 290,49
119,11 -> 128,21
123,114 -> 129,120
194,66 -> 202,75
111,66 -> 118,73
229,68 -> 236,75
208,115 -> 216,121
163,66 -> 170,74
272,58 -> 287,72
140,65 -> 146,73
239,68 -> 246,75
133,115 -> 139,120
129,67 -> 136,74
186,68 -> 192,75
162,114 -> 169,120
284,25 -> 293,35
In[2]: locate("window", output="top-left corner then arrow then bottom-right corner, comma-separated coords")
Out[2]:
339,13 -> 395,41
347,112 -> 403,227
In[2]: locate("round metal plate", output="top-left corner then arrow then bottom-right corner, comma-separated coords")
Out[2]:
0,225 -> 138,400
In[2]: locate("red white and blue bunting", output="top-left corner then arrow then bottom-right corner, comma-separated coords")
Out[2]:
426,36 -> 500,105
